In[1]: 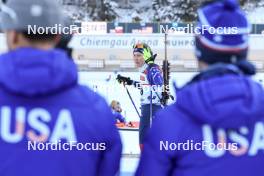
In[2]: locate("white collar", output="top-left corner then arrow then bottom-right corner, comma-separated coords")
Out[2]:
138,63 -> 148,73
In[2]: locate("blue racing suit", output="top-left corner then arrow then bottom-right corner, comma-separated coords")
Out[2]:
135,63 -> 163,145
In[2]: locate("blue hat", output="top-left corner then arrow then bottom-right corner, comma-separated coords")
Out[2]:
195,0 -> 251,64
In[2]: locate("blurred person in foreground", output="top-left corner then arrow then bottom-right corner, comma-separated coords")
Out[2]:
0,0 -> 121,176
136,0 -> 264,175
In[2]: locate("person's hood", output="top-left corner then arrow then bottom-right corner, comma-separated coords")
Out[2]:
176,73 -> 264,129
0,47 -> 78,97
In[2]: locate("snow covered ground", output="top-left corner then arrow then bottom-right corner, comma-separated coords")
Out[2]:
120,156 -> 139,176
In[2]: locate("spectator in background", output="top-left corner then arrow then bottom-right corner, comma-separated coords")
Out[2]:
111,100 -> 126,123
0,0 -> 122,176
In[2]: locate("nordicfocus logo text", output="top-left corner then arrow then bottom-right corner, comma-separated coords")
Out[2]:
28,141 -> 106,151
160,140 -> 238,152
160,24 -> 239,35
160,122 -> 264,158
27,24 -> 82,35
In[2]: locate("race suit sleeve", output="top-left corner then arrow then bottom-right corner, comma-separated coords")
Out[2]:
149,67 -> 163,86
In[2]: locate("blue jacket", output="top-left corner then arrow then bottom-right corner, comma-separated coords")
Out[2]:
0,48 -> 122,176
136,65 -> 264,176
112,110 -> 126,123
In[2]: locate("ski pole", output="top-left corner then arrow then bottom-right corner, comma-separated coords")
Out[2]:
123,84 -> 141,119
150,87 -> 153,127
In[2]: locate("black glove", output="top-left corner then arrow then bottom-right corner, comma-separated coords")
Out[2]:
161,92 -> 175,105
116,75 -> 133,85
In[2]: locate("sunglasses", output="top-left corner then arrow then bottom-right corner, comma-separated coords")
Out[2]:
133,43 -> 144,49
